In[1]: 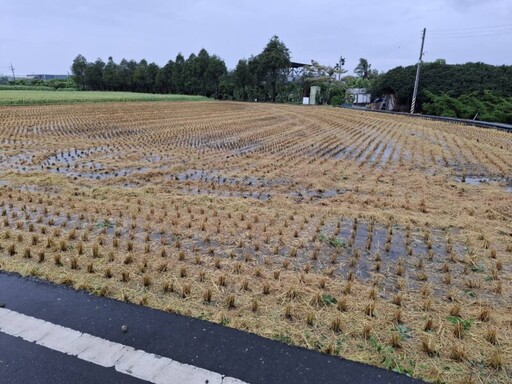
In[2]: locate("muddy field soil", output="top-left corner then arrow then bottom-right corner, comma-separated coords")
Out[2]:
1,102 -> 511,383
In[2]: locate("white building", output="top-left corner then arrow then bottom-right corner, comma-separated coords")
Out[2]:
346,88 -> 371,105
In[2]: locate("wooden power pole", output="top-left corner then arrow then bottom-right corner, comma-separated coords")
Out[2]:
9,63 -> 16,81
410,28 -> 426,114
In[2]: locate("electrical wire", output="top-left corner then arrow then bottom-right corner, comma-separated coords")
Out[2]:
428,24 -> 512,38
368,33 -> 422,59
429,24 -> 512,32
429,31 -> 512,39
430,33 -> 512,39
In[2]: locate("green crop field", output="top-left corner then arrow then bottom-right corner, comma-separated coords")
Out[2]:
0,90 -> 209,105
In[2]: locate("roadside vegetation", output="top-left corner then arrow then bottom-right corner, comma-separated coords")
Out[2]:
0,77 -> 75,91
422,90 -> 512,124
372,61 -> 512,123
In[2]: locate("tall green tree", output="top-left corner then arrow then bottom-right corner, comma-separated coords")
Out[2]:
118,59 -> 137,91
206,55 -> 227,98
155,60 -> 174,93
147,62 -> 160,93
218,72 -> 235,100
133,59 -> 149,92
247,56 -> 264,100
84,58 -> 105,90
71,54 -> 88,90
196,49 -> 211,95
258,35 -> 291,102
173,53 -> 186,93
233,59 -> 250,100
103,56 -> 120,91
183,53 -> 201,94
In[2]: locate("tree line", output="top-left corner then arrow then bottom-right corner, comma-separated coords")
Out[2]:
69,35 -> 512,123
70,36 -> 376,105
71,36 -> 296,101
71,49 -> 227,98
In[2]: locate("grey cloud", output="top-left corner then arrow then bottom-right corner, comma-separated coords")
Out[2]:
1,0 -> 510,76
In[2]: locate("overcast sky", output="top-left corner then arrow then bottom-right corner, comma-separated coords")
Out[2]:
1,0 -> 511,76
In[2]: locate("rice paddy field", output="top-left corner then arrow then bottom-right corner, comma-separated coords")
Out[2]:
0,101 -> 511,383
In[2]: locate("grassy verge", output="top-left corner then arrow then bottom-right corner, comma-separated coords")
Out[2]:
0,90 -> 209,105
0,85 -> 76,91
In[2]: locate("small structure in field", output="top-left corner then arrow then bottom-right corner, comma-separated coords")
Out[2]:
287,62 -> 307,81
373,93 -> 398,111
26,74 -> 69,81
346,88 -> 371,105
309,86 -> 321,105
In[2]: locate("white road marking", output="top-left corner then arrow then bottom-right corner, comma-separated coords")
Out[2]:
0,307 -> 248,384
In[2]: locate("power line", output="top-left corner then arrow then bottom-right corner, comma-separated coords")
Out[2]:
429,23 -> 512,32
429,28 -> 512,35
429,24 -> 512,38
368,34 -> 421,60
368,25 -> 511,61
429,31 -> 512,39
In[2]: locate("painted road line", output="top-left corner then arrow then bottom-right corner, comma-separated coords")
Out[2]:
0,307 -> 248,384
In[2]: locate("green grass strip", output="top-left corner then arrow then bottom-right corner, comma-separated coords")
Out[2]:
0,90 -> 209,105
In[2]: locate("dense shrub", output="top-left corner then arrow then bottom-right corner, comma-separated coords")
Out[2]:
422,90 -> 512,124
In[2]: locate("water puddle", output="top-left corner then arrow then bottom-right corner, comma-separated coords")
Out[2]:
169,170 -> 290,188
180,187 -> 272,201
289,188 -> 347,201
232,143 -> 262,156
455,175 -> 512,192
368,142 -> 385,163
333,146 -> 352,159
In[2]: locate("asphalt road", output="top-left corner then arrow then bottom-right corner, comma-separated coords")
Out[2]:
0,332 -> 146,384
0,271 -> 425,384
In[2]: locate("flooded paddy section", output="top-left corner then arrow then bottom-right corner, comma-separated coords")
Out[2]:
0,150 -> 38,172
94,168 -> 349,202
168,169 -> 289,188
311,218 -> 507,305
1,146 -> 177,181
165,174 -> 348,202
454,175 -> 512,192
39,147 -> 149,180
2,185 -> 492,300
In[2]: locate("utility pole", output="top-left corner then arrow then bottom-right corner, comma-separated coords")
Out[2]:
410,28 -> 426,114
9,63 -> 16,81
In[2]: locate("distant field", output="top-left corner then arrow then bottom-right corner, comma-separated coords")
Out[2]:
0,90 -> 208,105
1,102 -> 511,383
